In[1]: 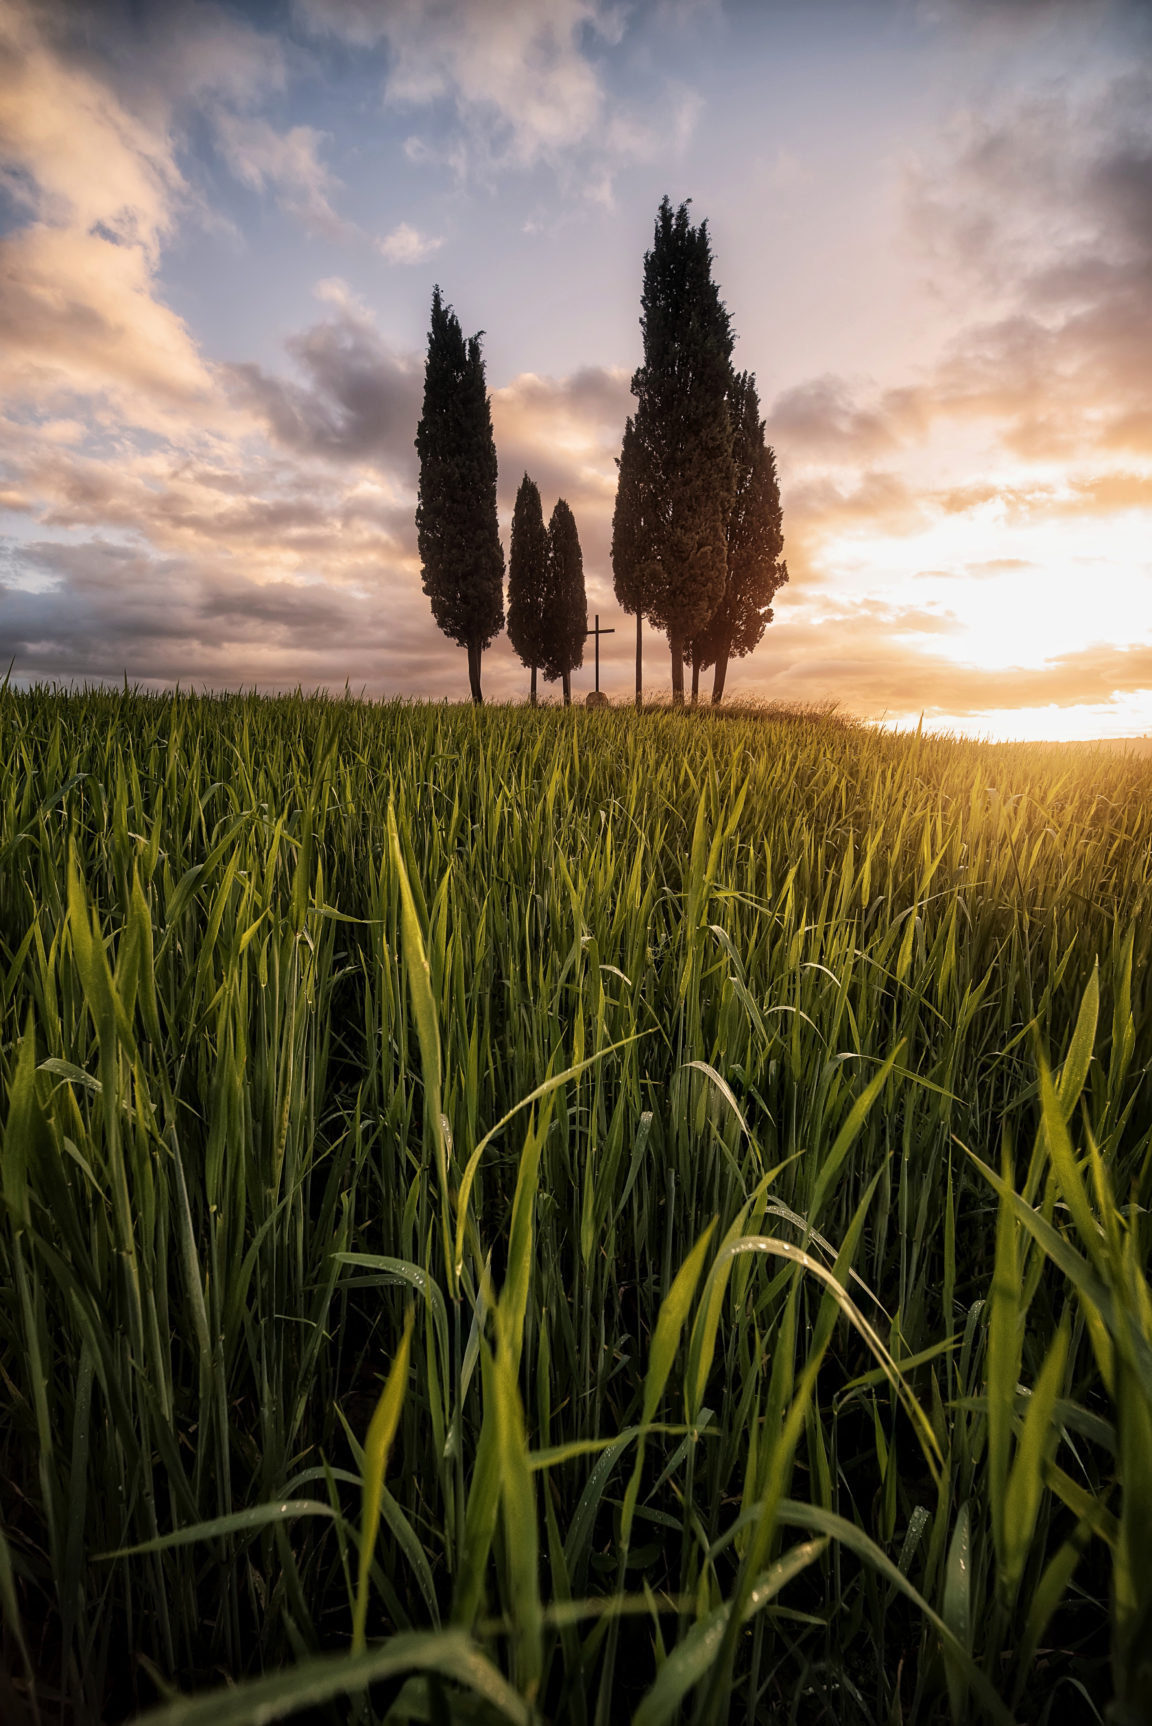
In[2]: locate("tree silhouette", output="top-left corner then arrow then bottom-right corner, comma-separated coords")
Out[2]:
688,370 -> 787,704
611,415 -> 650,710
541,498 -> 585,707
415,287 -> 504,705
612,197 -> 735,706
506,474 -> 550,706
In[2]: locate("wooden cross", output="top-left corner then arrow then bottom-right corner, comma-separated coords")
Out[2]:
584,613 -> 615,693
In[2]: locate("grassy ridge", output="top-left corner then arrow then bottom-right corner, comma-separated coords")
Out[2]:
1,689 -> 1150,1724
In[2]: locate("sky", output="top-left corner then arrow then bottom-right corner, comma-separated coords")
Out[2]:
0,0 -> 1150,738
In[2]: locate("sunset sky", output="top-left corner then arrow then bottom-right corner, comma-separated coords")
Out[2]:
1,0 -> 1150,737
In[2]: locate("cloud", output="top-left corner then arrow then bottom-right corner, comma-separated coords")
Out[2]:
903,70 -> 1152,460
492,365 -> 631,442
490,366 -> 631,583
928,0 -> 1122,32
0,0 -> 640,713
212,114 -> 350,238
76,514 -> 1064,721
0,526 -> 559,702
761,58 -> 1152,645
785,470 -> 923,540
0,414 -> 413,564
767,376 -> 924,461
0,0 -> 222,427
926,470 -> 1152,525
377,221 -> 444,264
727,604 -> 1152,724
0,536 -> 433,689
295,0 -> 701,192
0,225 -> 217,420
0,348 -> 643,698
0,2 -> 180,254
955,559 -> 1036,580
141,3 -> 288,113
299,0 -> 610,159
225,300 -> 424,470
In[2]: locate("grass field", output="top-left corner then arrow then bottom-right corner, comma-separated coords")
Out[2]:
1,688 -> 1150,1725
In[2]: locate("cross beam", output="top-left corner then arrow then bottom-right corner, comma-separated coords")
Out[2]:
584,613 -> 615,693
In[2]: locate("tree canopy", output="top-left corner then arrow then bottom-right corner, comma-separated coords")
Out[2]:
689,369 -> 787,703
506,474 -> 550,705
541,498 -> 586,705
612,196 -> 735,704
414,286 -> 504,704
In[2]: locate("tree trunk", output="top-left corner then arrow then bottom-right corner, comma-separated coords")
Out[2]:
690,655 -> 700,707
530,665 -> 537,707
467,640 -> 483,706
635,612 -> 643,712
670,630 -> 685,707
562,670 -> 571,707
710,637 -> 732,705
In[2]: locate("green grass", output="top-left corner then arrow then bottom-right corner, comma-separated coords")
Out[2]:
1,687 -> 1150,1724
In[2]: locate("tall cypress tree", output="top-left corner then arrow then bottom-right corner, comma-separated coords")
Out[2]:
541,498 -> 586,707
612,197 -> 735,706
506,474 -> 550,706
688,370 -> 787,704
415,286 -> 504,705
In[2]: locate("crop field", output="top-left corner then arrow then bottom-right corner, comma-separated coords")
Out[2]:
1,688 -> 1151,1726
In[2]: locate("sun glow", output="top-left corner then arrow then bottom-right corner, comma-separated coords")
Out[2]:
886,696 -> 1152,745
820,503 -> 1152,662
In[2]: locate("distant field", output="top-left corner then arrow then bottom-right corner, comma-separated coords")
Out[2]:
1,689 -> 1150,1725
1057,735 -> 1152,757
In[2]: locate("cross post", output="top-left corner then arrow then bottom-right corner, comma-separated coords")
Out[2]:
584,613 -> 615,693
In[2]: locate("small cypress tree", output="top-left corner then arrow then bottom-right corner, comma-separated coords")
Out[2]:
688,370 -> 787,704
414,286 -> 504,705
506,474 -> 550,706
541,498 -> 586,707
611,415 -> 653,710
612,197 -> 735,705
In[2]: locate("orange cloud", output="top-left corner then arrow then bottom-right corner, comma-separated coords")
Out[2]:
0,2 -> 223,427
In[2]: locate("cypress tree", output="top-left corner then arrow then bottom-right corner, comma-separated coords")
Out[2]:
506,474 -> 550,706
414,286 -> 504,705
612,197 -> 735,706
611,414 -> 652,710
688,370 -> 787,704
541,498 -> 586,707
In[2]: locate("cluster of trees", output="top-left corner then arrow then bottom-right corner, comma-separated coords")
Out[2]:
613,197 -> 787,707
415,288 -> 585,706
506,479 -> 587,706
414,198 -> 786,708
